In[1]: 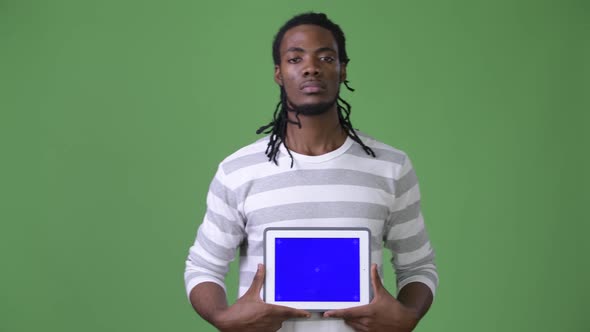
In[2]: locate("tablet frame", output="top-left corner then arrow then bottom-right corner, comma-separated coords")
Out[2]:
263,227 -> 371,311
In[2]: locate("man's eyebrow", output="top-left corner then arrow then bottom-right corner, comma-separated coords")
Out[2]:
285,46 -> 337,54
286,47 -> 305,53
315,47 -> 337,54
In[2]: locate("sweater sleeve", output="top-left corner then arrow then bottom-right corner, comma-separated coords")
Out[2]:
184,166 -> 246,298
384,155 -> 439,297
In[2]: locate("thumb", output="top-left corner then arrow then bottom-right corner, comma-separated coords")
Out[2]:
245,264 -> 265,298
371,264 -> 385,297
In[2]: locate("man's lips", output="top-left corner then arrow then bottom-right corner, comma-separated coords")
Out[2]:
300,80 -> 326,93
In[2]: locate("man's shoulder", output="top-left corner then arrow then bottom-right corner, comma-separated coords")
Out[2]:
216,136 -> 272,176
354,132 -> 409,166
220,136 -> 269,162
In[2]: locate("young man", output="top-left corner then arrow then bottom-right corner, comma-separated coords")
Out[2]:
185,12 -> 438,332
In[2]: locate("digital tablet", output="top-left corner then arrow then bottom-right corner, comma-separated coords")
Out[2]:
264,227 -> 371,311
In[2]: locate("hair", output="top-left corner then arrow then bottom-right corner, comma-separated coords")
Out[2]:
256,12 -> 375,167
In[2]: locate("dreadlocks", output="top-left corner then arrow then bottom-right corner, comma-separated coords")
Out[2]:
256,12 -> 375,167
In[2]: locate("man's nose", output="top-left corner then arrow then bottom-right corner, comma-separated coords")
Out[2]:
303,58 -> 321,77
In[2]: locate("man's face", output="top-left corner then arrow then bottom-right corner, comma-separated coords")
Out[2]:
274,24 -> 346,115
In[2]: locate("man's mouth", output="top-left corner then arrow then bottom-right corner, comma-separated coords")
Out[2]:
300,80 -> 326,93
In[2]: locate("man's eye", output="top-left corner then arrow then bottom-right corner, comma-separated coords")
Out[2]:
287,57 -> 301,64
321,56 -> 335,63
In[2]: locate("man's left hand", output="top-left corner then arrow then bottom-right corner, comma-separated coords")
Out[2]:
323,264 -> 420,332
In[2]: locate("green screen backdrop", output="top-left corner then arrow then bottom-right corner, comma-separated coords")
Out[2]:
1,1 -> 588,331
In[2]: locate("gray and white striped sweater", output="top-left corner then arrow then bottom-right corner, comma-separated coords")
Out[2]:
185,134 -> 438,331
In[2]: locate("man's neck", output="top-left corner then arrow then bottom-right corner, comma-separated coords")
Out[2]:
284,106 -> 347,156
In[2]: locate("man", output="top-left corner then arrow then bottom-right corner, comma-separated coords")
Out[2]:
185,12 -> 438,332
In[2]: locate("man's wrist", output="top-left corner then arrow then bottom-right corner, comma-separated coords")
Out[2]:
211,309 -> 230,330
405,306 -> 420,327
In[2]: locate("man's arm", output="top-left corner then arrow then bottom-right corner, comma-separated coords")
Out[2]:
385,155 -> 438,299
184,167 -> 246,299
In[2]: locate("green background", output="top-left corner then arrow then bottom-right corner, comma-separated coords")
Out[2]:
1,0 -> 588,331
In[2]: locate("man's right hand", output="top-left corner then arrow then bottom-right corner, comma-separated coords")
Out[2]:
213,264 -> 311,332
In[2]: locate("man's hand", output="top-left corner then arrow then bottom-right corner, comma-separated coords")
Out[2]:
214,264 -> 310,332
323,264 -> 420,332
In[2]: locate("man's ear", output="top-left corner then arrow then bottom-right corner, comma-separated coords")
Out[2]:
340,63 -> 347,83
274,65 -> 283,86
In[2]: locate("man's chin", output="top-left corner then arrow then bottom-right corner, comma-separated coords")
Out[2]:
289,99 -> 337,116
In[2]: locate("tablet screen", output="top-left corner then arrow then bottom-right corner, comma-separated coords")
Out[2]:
274,237 -> 360,302
264,228 -> 370,310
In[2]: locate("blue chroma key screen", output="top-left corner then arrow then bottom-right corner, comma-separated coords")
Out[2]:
275,237 -> 360,302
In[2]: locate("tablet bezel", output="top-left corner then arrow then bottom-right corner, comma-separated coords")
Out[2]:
263,227 -> 371,311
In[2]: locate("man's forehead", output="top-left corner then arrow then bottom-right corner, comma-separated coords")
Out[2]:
280,24 -> 338,53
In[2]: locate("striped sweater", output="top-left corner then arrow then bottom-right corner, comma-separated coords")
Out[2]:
185,134 -> 438,331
